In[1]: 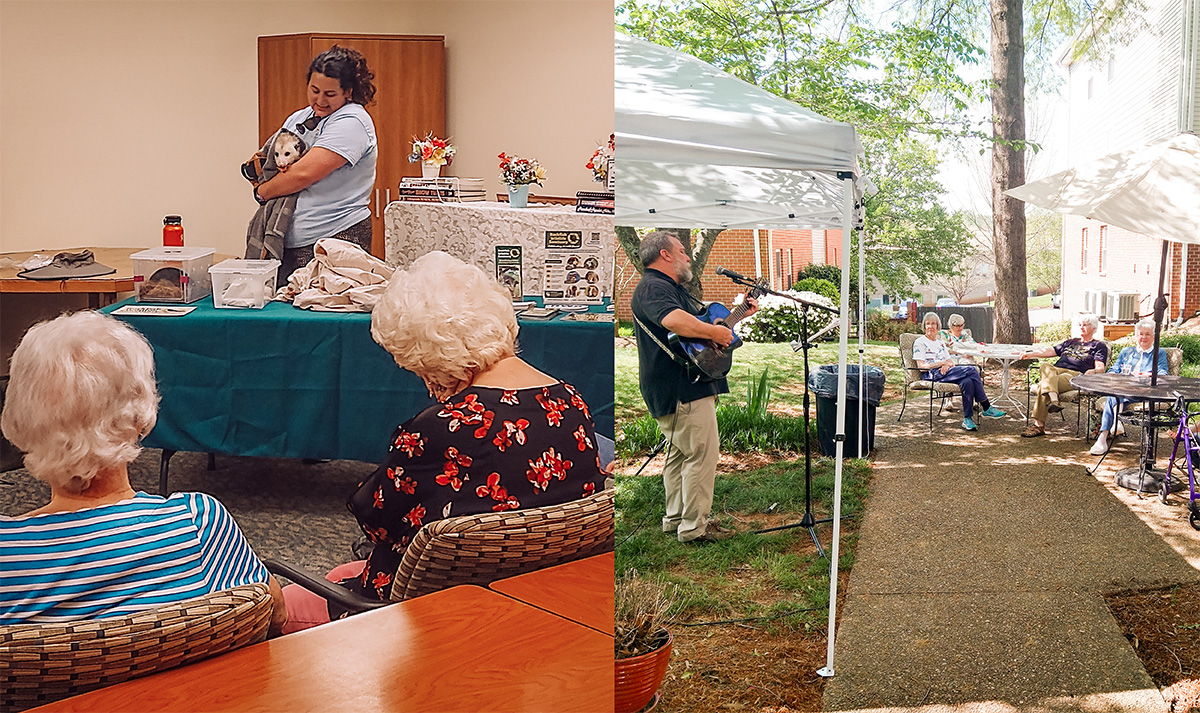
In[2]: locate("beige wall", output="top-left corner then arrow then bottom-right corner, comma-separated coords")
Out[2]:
0,0 -> 614,258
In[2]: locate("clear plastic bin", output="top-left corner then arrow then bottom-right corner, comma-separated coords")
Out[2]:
132,247 -> 215,303
209,258 -> 280,309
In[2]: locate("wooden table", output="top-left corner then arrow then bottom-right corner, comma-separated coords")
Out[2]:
29,585 -> 615,713
490,552 -> 615,635
0,247 -> 140,308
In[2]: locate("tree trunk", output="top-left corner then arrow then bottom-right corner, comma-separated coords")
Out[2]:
991,0 -> 1032,344
614,227 -> 724,302
616,226 -> 643,272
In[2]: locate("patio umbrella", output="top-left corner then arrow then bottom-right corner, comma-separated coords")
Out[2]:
1005,131 -> 1200,383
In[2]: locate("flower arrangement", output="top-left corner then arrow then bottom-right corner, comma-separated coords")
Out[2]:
586,133 -> 614,183
498,152 -> 546,186
409,133 -> 455,167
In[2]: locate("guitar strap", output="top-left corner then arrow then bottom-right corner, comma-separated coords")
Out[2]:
631,312 -> 708,383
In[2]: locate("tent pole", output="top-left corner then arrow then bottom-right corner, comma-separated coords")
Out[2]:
818,175 -> 854,678
858,222 -> 866,457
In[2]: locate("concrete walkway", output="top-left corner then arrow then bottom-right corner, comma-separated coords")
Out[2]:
822,398 -> 1200,713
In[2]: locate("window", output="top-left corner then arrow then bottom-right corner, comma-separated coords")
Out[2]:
1099,226 -> 1108,274
1081,227 -> 1089,272
773,249 -> 782,289
786,249 -> 794,289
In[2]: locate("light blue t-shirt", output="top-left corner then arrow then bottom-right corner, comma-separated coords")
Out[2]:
279,103 -> 377,249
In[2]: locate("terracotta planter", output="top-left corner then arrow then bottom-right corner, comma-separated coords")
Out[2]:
614,630 -> 672,713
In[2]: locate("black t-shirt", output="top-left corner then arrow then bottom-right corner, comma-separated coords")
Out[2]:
631,268 -> 728,418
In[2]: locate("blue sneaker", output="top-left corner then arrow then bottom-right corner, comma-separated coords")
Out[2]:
981,406 -> 1006,418
962,417 -> 978,431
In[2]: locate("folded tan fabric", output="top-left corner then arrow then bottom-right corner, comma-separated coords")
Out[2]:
277,238 -> 394,312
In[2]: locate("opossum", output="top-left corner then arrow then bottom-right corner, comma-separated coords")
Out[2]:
272,129 -> 307,169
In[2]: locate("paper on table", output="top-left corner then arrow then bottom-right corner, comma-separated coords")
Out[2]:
111,305 -> 197,317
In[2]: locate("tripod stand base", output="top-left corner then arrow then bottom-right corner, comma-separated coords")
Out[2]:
752,515 -> 839,558
817,666 -> 835,678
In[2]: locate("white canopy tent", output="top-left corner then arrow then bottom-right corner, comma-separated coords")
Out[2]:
1007,132 -> 1200,378
616,30 -> 868,676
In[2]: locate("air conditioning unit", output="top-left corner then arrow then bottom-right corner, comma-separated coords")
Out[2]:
1081,289 -> 1093,315
1108,292 -> 1139,322
1091,290 -> 1109,318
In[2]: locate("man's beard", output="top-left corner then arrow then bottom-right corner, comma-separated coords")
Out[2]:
677,263 -> 693,283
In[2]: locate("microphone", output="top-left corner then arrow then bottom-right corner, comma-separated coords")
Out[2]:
715,266 -> 747,281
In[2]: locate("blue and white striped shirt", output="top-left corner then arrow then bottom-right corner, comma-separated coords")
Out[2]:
0,492 -> 269,624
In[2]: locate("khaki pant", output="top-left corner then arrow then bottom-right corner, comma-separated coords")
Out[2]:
655,396 -> 720,543
1032,363 -> 1078,422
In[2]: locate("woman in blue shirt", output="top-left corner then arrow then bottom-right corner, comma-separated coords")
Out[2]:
255,45 -> 378,281
0,312 -> 286,632
1090,318 -> 1169,455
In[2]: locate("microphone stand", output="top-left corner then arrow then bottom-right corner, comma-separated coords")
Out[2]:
719,274 -> 842,558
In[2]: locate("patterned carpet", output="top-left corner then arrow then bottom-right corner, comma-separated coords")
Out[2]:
0,449 -> 373,578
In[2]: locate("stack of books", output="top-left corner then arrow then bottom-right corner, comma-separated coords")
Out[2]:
396,177 -> 486,203
575,190 -> 614,214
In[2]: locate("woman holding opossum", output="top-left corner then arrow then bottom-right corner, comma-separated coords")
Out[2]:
254,45 -> 378,279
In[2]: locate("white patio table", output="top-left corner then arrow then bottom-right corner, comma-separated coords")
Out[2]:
949,342 -> 1030,416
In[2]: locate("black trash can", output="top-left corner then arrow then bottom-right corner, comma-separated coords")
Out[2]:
808,364 -> 885,457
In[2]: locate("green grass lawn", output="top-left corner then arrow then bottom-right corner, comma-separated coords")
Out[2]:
616,456 -> 871,628
615,339 -> 905,426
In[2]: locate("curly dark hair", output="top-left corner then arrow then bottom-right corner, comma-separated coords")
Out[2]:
308,45 -> 376,106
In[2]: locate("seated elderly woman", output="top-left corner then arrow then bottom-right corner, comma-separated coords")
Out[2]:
0,311 -> 286,633
1018,313 -> 1108,438
281,251 -> 608,632
936,313 -> 976,411
1089,318 -> 1169,456
913,312 -> 1006,431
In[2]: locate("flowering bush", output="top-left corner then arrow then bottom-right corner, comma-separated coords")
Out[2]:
586,133 -> 614,183
409,133 -> 455,166
498,152 -> 546,186
739,288 -> 838,343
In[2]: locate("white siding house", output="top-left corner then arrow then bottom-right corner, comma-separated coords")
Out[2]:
1059,0 -> 1200,326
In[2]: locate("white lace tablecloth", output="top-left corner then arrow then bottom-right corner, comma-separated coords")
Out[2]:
384,201 -> 615,298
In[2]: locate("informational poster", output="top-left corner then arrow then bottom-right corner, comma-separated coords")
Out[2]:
495,245 -> 523,299
543,229 -> 606,305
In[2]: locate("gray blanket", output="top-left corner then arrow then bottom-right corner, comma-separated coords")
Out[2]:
244,132 -> 298,261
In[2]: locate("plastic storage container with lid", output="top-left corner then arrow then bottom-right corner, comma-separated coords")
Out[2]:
131,246 -> 215,303
209,258 -> 281,309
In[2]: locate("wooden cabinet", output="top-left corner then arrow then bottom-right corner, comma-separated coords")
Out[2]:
258,33 -> 446,258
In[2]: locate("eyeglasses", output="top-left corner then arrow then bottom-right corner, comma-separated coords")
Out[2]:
295,113 -> 322,134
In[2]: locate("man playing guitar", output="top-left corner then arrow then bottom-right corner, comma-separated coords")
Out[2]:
631,230 -> 757,544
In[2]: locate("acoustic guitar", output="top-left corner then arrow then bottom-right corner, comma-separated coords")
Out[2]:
668,283 -> 766,381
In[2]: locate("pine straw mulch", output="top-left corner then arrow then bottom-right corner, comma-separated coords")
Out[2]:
1105,583 -> 1200,713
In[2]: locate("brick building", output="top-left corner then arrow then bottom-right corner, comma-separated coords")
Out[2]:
1058,0 -> 1200,323
614,228 -> 839,320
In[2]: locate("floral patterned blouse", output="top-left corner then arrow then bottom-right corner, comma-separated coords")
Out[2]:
344,381 -> 608,600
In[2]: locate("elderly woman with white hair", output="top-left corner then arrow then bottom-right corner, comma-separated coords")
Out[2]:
913,312 -> 1006,431
1018,313 -> 1108,438
280,251 -> 608,631
0,311 -> 286,633
1089,318 -> 1169,455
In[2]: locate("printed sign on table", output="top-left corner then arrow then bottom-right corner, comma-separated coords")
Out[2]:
495,245 -> 523,299
542,230 -> 605,305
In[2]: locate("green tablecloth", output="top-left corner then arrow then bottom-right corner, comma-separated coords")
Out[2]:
105,299 -> 614,464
